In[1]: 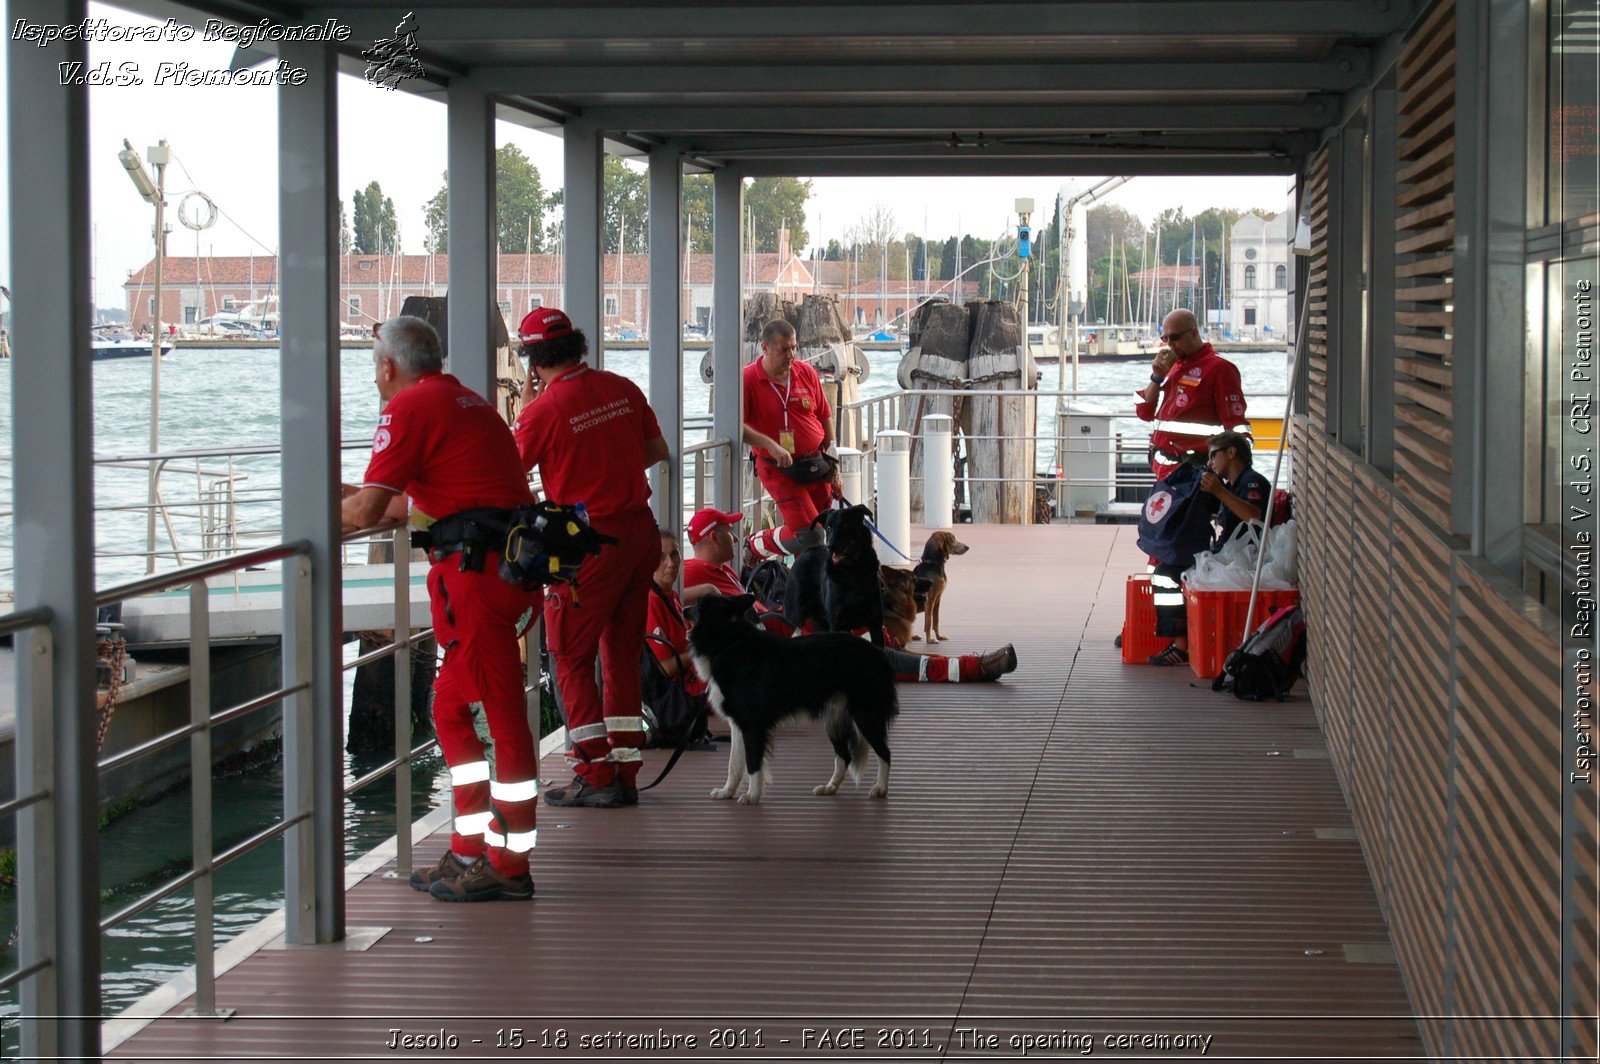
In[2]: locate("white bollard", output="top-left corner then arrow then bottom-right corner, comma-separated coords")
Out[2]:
921,413 -> 953,529
874,429 -> 913,562
837,446 -> 863,505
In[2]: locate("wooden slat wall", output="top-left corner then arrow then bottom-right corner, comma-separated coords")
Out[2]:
1451,565 -> 1563,1058
1393,0 -> 1456,530
1296,414 -> 1579,1059
1305,152 -> 1331,431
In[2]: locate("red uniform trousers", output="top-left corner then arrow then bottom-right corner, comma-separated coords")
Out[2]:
545,507 -> 661,787
427,556 -> 543,877
750,459 -> 834,558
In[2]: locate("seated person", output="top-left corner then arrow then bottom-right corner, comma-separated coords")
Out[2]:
644,529 -> 714,749
680,507 -> 1018,683
1147,429 -> 1269,666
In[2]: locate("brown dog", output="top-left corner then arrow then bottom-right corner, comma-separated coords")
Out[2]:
879,566 -> 930,648
912,531 -> 969,642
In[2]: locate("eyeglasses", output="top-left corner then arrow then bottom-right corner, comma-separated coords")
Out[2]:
1207,448 -> 1228,459
1160,328 -> 1193,343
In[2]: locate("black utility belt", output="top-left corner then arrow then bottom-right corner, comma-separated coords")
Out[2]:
414,507 -> 516,572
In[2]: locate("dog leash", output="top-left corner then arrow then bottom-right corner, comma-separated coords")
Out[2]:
836,493 -> 914,563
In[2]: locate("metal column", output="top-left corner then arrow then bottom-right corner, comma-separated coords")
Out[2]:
7,1 -> 98,1054
278,40 -> 345,945
1325,126 -> 1364,447
445,79 -> 497,399
648,147 -> 684,529
1367,80 -> 1398,476
563,117 -> 605,363
711,168 -> 744,511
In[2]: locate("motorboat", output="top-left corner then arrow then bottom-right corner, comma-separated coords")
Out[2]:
91,325 -> 173,361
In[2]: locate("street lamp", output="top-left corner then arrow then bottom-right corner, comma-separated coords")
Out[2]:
120,138 -> 169,572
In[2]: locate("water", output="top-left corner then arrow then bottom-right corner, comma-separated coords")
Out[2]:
0,342 -> 1288,1016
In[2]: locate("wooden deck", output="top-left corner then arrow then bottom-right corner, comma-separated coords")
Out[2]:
109,524 -> 1423,1061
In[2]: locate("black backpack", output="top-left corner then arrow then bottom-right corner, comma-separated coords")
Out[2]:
639,587 -> 709,748
1137,463 -> 1221,570
743,558 -> 791,614
1212,604 -> 1307,702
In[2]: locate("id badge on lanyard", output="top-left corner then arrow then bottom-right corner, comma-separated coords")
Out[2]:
771,375 -> 796,453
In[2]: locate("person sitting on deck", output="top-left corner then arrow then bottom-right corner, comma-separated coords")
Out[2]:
644,527 -> 715,750
680,507 -> 1018,682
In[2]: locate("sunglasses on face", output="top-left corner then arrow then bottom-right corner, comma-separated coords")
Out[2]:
1161,328 -> 1193,343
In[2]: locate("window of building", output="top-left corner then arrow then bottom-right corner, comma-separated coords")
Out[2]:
222,297 -> 237,311
148,297 -> 156,316
1545,0 -> 1599,224
1275,264 -> 1287,289
497,300 -> 511,316
604,295 -> 620,317
1244,247 -> 1257,260
530,295 -> 544,311
359,261 -> 373,271
1244,307 -> 1257,326
1244,264 -> 1257,289
348,296 -> 361,316
184,306 -> 198,324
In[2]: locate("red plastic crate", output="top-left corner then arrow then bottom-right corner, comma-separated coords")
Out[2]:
1121,575 -> 1168,664
1184,588 -> 1301,679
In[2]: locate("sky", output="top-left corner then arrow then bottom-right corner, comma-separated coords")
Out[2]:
1,4 -> 1296,310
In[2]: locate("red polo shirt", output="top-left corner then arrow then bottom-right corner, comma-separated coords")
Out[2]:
682,557 -> 743,597
362,372 -> 532,520
742,358 -> 831,460
512,364 -> 663,519
1135,343 -> 1248,460
646,585 -> 706,697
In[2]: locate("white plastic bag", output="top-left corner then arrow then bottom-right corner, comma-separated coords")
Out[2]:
1258,519 -> 1298,587
1183,520 -> 1296,592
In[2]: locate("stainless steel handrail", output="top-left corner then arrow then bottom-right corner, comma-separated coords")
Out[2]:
0,607 -> 51,637
95,541 -> 310,607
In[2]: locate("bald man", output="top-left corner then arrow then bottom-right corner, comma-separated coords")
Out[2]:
1135,309 -> 1250,480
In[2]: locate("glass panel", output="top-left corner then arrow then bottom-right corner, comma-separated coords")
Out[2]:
1548,0 -> 1600,223
1533,254 -> 1598,527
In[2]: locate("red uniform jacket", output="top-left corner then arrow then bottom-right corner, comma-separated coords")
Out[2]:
1135,343 -> 1248,476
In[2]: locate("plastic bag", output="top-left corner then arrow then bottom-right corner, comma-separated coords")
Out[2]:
1183,520 -> 1296,592
1258,520 -> 1298,587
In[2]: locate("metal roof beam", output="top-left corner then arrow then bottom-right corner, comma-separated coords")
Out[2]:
586,100 -> 1338,133
470,53 -> 1369,96
314,2 -> 1412,43
734,156 -> 1299,177
685,132 -> 1314,157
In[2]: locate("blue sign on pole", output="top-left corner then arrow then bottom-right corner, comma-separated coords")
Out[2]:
1017,225 -> 1031,259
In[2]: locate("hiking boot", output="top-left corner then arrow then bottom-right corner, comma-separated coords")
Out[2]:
408,850 -> 472,892
615,778 -> 640,806
978,644 -> 1019,681
1148,642 -> 1189,666
428,857 -> 534,903
1113,633 -> 1123,649
543,775 -> 626,808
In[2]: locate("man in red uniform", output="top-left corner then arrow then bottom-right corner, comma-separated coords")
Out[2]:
1135,309 -> 1250,479
741,319 -> 838,560
679,508 -> 1018,682
1133,308 -> 1250,667
341,316 -> 540,903
513,308 -> 669,808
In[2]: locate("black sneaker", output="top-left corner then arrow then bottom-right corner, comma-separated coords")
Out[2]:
1147,642 -> 1189,666
1113,633 -> 1123,649
543,775 -> 626,808
409,850 -> 472,892
428,857 -> 534,902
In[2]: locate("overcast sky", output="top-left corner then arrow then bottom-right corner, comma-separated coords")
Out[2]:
1,3 -> 1296,309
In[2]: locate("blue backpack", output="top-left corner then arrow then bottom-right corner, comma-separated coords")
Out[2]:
1136,463 -> 1220,568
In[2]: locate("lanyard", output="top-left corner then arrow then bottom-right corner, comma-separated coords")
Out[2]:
766,372 -> 792,431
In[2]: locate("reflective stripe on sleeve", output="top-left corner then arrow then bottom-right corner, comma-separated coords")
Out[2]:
454,810 -> 493,836
490,778 -> 540,803
449,761 -> 492,787
603,716 -> 645,733
1152,420 -> 1230,436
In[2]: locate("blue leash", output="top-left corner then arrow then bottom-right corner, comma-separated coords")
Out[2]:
835,495 -> 913,563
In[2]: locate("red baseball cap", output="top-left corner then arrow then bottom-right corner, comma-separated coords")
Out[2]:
687,508 -> 742,544
518,307 -> 575,344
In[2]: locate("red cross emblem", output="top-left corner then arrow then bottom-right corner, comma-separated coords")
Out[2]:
1144,489 -> 1173,523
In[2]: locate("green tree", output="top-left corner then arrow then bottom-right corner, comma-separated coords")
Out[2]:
746,177 -> 812,253
339,199 -> 352,255
351,181 -> 399,254
421,145 -> 551,255
938,236 -> 958,279
681,174 -> 714,254
604,156 -> 648,254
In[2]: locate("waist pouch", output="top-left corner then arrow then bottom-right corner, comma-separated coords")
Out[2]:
772,450 -> 838,485
416,502 -> 618,589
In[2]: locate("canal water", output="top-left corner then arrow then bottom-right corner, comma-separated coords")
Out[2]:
0,342 -> 1288,1017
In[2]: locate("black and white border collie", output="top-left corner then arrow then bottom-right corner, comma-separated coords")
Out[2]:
687,593 -> 899,804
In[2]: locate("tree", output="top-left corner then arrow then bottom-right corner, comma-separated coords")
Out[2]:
339,199 -> 352,255
746,177 -> 812,253
351,181 -> 399,254
421,145 -> 551,255
823,238 -> 846,261
496,144 -> 547,254
938,236 -> 958,279
1086,203 -> 1145,266
604,156 -> 649,254
682,174 -> 714,254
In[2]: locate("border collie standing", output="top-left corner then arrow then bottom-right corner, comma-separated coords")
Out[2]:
688,593 -> 899,804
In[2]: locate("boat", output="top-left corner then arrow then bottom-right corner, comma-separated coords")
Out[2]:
92,324 -> 173,361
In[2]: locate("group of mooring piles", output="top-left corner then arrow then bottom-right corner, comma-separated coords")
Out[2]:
900,299 -> 1036,524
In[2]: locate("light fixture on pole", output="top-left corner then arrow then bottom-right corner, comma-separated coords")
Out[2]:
120,138 -> 169,572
